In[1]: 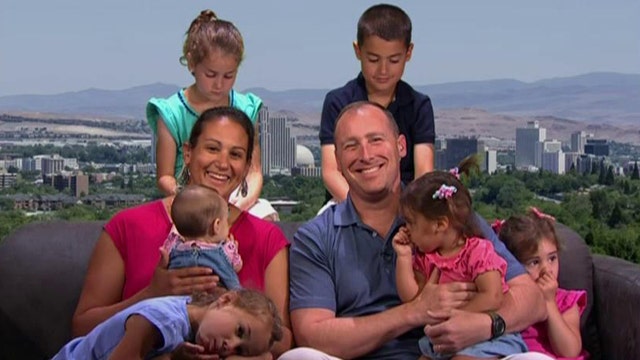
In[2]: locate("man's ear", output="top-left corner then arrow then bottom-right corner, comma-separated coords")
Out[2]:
353,41 -> 362,60
405,43 -> 414,62
397,135 -> 408,158
334,148 -> 341,173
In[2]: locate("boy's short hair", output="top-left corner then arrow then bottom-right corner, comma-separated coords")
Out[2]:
171,184 -> 227,238
357,4 -> 412,47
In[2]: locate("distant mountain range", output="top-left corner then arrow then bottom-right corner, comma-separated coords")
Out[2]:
0,72 -> 638,125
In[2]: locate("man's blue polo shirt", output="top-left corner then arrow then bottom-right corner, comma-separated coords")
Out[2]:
289,197 -> 526,360
320,73 -> 436,188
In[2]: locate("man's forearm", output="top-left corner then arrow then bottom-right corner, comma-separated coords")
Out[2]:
499,274 -> 546,333
295,304 -> 421,359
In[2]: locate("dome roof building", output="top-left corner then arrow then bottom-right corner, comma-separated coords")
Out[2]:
295,145 -> 315,167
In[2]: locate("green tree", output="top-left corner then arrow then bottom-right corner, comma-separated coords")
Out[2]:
608,203 -> 624,228
598,159 -> 606,184
0,211 -> 35,243
589,189 -> 614,222
632,161 -> 640,180
604,166 -> 615,186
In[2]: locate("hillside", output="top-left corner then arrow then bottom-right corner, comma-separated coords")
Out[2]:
0,72 -> 638,145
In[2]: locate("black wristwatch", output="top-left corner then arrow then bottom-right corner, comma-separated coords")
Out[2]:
488,311 -> 506,340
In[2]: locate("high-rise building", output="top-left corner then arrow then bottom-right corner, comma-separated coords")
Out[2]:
443,137 -> 479,170
542,139 -> 562,153
70,173 -> 89,197
576,154 -> 598,174
41,156 -> 64,175
0,173 -> 17,188
542,150 -> 565,174
43,172 -> 89,197
259,107 -> 297,176
484,150 -> 497,174
21,158 -> 36,172
584,139 -> 610,156
564,152 -> 580,172
515,121 -> 546,169
570,131 -> 587,154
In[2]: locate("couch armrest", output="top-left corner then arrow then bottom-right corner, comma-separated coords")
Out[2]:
592,254 -> 640,359
0,220 -> 103,359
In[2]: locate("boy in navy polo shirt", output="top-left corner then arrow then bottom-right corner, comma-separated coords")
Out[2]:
319,3 -> 435,211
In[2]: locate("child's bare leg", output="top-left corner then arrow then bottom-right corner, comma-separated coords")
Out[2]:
418,356 -> 432,360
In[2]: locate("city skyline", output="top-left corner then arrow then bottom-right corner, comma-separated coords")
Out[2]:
2,0 -> 639,96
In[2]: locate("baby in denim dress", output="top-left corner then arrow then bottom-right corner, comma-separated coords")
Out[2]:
163,184 -> 243,290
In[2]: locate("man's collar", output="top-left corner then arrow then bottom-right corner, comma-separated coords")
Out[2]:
333,195 -> 359,226
333,189 -> 407,228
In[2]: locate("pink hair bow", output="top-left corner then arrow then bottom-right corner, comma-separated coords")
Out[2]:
432,184 -> 457,200
491,219 -> 505,234
449,167 -> 460,180
530,207 -> 556,222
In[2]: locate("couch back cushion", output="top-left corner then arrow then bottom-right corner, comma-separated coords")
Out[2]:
555,223 -> 600,358
0,220 -> 103,358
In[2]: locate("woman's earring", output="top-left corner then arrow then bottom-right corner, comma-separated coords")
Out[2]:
178,167 -> 190,186
240,179 -> 248,197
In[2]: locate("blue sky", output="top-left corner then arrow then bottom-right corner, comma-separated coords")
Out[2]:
1,0 -> 638,96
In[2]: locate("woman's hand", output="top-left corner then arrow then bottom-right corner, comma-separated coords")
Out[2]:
392,227 -> 414,258
147,248 -> 220,297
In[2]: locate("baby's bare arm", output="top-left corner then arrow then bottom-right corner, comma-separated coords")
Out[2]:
458,270 -> 503,313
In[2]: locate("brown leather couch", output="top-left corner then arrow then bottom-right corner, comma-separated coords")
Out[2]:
0,221 -> 638,359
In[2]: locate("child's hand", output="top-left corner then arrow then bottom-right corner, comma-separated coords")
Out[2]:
392,227 -> 413,258
158,175 -> 178,196
170,342 -> 220,359
228,233 -> 238,246
536,268 -> 558,302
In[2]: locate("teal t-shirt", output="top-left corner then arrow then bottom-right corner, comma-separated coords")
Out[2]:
146,89 -> 262,178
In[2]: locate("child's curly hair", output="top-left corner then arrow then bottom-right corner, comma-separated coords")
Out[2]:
498,208 -> 561,263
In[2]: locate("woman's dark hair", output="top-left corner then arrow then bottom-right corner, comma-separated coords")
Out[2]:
188,106 -> 255,165
498,209 -> 561,263
401,155 -> 482,238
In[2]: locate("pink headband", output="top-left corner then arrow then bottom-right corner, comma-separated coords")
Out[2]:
530,207 -> 555,222
449,167 -> 460,180
491,219 -> 505,234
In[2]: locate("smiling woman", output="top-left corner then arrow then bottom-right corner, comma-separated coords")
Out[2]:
70,106 -> 292,358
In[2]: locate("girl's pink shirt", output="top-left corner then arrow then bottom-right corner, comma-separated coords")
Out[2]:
413,236 -> 509,293
105,200 -> 288,299
522,288 -> 589,360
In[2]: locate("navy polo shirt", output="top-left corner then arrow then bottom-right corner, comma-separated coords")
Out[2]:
320,73 -> 436,188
